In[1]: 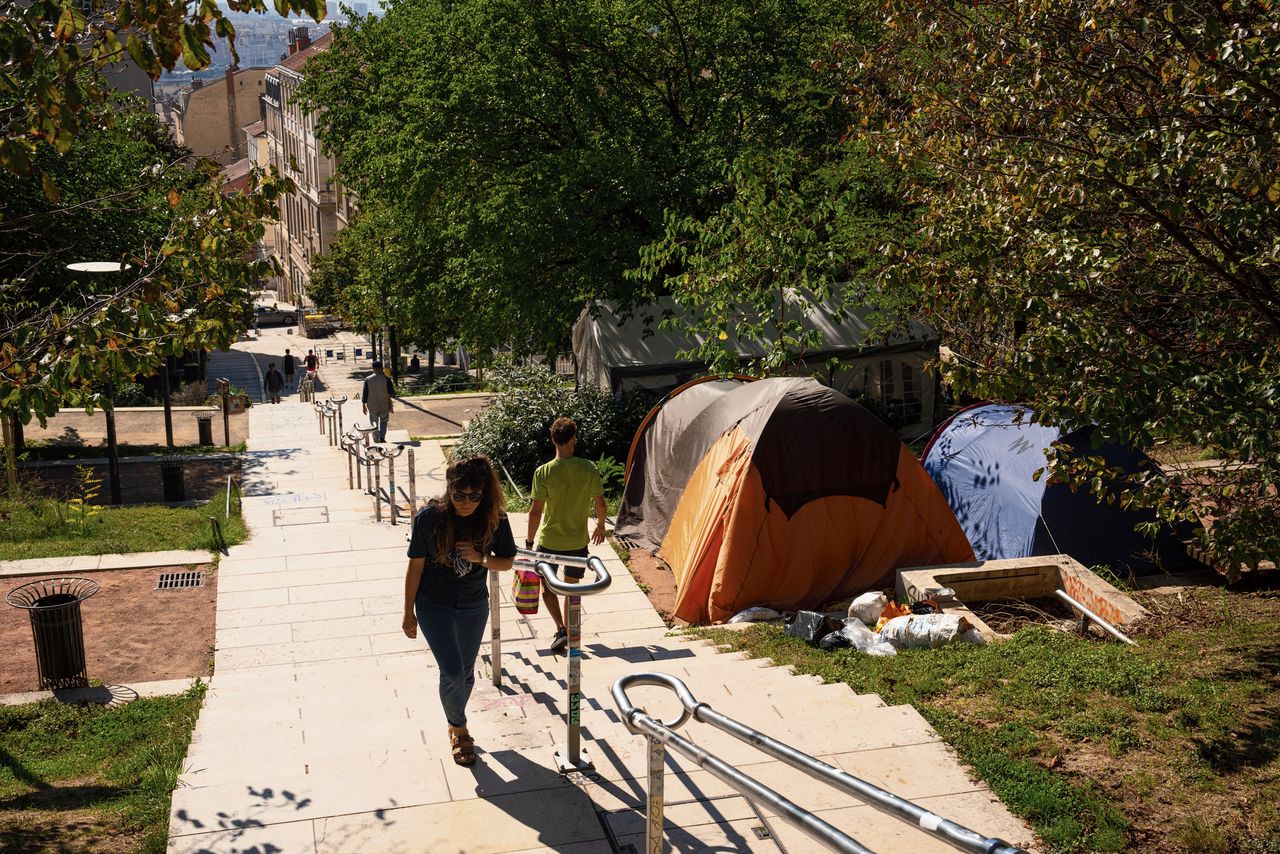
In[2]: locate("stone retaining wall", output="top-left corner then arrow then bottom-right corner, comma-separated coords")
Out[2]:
18,455 -> 242,505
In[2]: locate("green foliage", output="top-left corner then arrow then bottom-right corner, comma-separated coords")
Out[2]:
409,372 -> 475,396
0,0 -> 322,174
113,382 -> 161,407
1,103 -> 292,427
452,363 -> 652,485
842,0 -> 1280,576
298,0 -> 869,357
594,455 -> 626,495
0,683 -> 205,852
171,381 -> 212,407
67,464 -> 103,534
0,486 -> 247,560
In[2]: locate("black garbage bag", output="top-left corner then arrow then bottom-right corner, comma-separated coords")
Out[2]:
784,610 -> 842,646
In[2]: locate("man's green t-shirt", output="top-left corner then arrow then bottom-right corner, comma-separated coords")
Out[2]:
531,456 -> 603,551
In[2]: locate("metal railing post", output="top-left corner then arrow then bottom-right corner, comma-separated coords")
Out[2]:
377,444 -> 404,525
489,567 -> 502,688
407,448 -> 417,514
612,673 -> 1029,854
371,451 -> 383,522
517,550 -> 612,773
340,432 -> 359,489
646,734 -> 665,854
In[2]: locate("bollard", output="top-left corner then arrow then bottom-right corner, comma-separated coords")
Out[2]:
340,432 -> 358,489
407,448 -> 417,514
370,450 -> 383,522
490,566 -> 503,687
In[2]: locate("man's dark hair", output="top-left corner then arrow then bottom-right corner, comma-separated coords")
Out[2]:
550,416 -> 577,445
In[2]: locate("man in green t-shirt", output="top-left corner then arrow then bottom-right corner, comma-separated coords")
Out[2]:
525,416 -> 607,653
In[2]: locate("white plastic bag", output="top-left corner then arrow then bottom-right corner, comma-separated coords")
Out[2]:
848,591 -> 889,625
879,614 -> 972,649
727,606 -> 783,624
819,619 -> 897,656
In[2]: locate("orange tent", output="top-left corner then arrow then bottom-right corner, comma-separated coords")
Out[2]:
617,377 -> 974,624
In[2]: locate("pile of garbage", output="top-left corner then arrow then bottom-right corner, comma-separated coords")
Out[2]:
729,592 -> 985,656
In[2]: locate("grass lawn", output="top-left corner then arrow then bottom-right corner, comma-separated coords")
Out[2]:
0,488 -> 247,561
693,584 -> 1280,853
0,684 -> 205,854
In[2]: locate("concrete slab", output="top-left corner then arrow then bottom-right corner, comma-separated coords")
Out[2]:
170,406 -> 1035,854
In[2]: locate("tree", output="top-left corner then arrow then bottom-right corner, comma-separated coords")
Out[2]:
297,0 -> 864,357
0,102 -> 289,424
1,0 -> 322,175
841,0 -> 1279,574
310,202 -> 466,378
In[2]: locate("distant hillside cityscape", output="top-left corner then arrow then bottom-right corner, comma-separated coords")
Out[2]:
155,2 -> 378,96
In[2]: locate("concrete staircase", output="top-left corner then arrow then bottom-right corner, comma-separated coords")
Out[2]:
166,399 -> 1035,853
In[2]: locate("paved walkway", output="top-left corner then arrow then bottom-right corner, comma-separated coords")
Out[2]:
167,400 -> 1036,853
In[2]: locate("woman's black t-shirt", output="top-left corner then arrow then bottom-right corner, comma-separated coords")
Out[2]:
407,504 -> 516,606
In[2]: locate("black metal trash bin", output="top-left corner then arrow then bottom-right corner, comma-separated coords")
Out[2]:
6,578 -> 100,690
194,412 -> 214,446
160,456 -> 186,502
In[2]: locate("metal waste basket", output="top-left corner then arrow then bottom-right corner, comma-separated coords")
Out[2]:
6,578 -> 100,689
193,410 -> 215,446
160,456 -> 186,502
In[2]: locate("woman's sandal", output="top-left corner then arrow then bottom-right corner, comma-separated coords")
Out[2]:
449,727 -> 476,766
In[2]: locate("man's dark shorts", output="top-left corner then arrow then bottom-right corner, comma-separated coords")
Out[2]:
536,545 -> 589,581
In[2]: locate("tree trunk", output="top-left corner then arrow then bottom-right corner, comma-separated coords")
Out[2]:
389,325 -> 400,382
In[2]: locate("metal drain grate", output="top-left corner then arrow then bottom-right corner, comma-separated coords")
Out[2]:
156,570 -> 204,590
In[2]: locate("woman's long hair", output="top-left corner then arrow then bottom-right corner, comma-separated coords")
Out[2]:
431,456 -> 505,565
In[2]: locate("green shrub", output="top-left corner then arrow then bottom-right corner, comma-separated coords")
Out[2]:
114,382 -> 161,407
453,363 -> 654,487
170,381 -> 209,407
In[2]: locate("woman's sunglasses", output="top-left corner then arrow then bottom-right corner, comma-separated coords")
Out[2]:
452,490 -> 484,503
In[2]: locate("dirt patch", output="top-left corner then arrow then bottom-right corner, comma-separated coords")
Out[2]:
0,806 -> 144,854
0,565 -> 216,694
619,546 -> 678,626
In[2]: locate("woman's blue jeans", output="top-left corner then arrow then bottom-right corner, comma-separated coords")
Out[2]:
415,599 -> 489,728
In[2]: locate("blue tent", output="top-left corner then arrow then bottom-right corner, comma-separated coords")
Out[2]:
921,404 -> 1202,575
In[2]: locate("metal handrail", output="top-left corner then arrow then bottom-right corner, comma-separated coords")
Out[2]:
224,475 -> 241,519
488,549 -> 612,772
612,673 -> 1028,854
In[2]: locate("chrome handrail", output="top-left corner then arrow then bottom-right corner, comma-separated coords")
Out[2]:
488,548 -> 611,772
613,672 -> 1029,854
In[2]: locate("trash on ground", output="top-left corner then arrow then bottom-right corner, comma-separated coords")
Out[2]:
848,591 -> 888,624
784,610 -> 844,645
819,619 -> 898,656
880,613 -> 974,649
728,606 -> 784,623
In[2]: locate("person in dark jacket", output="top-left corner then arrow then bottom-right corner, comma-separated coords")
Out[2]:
361,359 -> 395,442
263,363 -> 284,404
402,456 -> 516,766
282,349 -> 296,390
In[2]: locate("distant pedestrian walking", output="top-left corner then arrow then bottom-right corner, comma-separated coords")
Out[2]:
361,359 -> 395,443
283,349 -> 296,389
263,363 -> 284,404
402,457 -> 516,766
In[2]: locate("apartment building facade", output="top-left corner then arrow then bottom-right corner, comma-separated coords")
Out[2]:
261,29 -> 352,307
173,67 -> 268,165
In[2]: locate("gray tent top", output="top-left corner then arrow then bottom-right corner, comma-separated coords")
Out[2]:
572,295 -> 938,393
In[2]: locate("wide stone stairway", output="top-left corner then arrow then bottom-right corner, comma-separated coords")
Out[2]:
166,399 -> 1035,853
